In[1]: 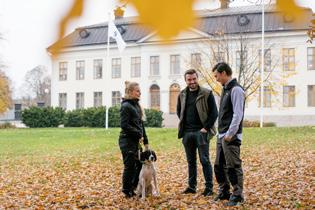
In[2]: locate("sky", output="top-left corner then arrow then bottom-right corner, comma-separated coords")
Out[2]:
0,0 -> 314,98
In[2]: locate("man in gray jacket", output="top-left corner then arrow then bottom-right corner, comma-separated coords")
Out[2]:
212,62 -> 245,206
177,69 -> 218,196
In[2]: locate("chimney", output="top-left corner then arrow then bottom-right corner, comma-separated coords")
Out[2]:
220,0 -> 230,9
114,6 -> 125,19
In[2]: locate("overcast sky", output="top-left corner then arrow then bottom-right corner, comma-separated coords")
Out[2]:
0,0 -> 314,98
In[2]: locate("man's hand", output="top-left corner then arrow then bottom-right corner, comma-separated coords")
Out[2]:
200,128 -> 208,133
224,135 -> 233,142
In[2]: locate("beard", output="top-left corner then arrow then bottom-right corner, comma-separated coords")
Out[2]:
189,83 -> 198,90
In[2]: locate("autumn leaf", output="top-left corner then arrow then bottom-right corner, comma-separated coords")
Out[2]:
53,0 -> 84,56
122,0 -> 197,40
276,0 -> 304,17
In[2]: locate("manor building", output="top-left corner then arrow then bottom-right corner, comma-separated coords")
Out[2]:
48,5 -> 315,126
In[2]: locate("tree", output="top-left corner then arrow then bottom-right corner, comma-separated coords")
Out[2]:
0,70 -> 12,114
22,65 -> 51,106
189,24 -> 294,106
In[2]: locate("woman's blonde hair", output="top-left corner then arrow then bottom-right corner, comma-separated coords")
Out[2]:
124,81 -> 146,121
124,81 -> 139,99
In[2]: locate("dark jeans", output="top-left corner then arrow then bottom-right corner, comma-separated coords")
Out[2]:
119,137 -> 141,194
214,136 -> 243,197
182,131 -> 213,190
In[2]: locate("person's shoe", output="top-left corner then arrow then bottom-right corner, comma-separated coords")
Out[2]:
201,188 -> 213,196
214,192 -> 231,201
224,195 -> 244,206
182,187 -> 196,194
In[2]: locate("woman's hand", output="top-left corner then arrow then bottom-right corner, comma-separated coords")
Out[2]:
144,144 -> 149,151
139,137 -> 144,144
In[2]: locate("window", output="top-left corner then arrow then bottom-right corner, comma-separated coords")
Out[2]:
112,91 -> 121,106
59,93 -> 67,109
191,53 -> 201,68
150,56 -> 160,76
236,50 -> 248,72
258,86 -> 272,108
112,58 -> 121,78
76,92 -> 84,109
283,86 -> 295,107
307,47 -> 315,70
93,59 -> 103,79
94,92 -> 102,107
170,55 -> 180,75
59,62 -> 67,81
131,57 -> 141,77
76,60 -> 85,80
258,49 -> 271,72
150,85 -> 160,110
283,48 -> 295,71
308,85 -> 315,107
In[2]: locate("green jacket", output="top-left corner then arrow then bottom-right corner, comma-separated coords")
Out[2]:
177,86 -> 217,139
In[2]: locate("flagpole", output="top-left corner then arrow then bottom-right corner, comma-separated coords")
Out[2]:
105,12 -> 111,129
260,1 -> 265,128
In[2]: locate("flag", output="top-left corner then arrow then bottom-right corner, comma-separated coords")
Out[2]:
108,20 -> 126,52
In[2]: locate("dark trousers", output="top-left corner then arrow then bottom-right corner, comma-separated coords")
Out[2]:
119,137 -> 141,194
182,131 -> 213,190
214,136 -> 243,197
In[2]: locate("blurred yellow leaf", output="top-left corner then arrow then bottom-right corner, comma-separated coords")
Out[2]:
53,0 -> 84,56
122,0 -> 197,39
276,0 -> 304,17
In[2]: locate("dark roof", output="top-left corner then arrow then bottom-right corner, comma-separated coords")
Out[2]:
48,5 -> 313,51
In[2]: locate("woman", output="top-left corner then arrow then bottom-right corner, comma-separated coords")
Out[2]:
119,81 -> 149,198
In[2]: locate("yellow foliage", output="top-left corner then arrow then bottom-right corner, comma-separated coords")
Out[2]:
52,0 -> 84,56
0,71 -> 12,114
121,0 -> 197,39
276,0 -> 304,17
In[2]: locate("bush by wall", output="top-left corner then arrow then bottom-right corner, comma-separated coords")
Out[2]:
144,109 -> 164,127
243,120 -> 276,127
108,106 -> 120,127
22,106 -> 65,128
64,107 -> 106,127
0,122 -> 16,129
21,106 -> 164,128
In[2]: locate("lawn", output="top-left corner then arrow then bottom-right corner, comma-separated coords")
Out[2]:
0,127 -> 314,209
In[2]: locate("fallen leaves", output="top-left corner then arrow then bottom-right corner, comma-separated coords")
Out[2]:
0,144 -> 314,209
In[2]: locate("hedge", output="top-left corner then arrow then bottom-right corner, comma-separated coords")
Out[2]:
22,106 -> 164,128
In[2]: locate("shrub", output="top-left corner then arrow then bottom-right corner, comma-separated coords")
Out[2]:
64,107 -> 106,127
144,109 -> 164,127
0,122 -> 16,129
243,120 -> 276,127
64,109 -> 85,127
22,106 -> 65,128
108,106 -> 120,127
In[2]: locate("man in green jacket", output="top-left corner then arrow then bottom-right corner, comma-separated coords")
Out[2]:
177,69 -> 218,196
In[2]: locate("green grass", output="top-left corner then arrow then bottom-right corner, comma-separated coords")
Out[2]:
0,127 -> 314,161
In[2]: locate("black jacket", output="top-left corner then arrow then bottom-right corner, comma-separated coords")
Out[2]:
119,99 -> 148,144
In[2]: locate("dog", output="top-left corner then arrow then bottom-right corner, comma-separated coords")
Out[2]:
136,149 -> 160,200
